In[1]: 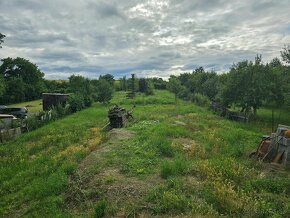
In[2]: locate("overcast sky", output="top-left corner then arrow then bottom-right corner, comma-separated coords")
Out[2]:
0,0 -> 289,79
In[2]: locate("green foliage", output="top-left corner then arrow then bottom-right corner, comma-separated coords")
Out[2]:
96,79 -> 114,103
94,200 -> 107,218
0,57 -> 45,103
155,137 -> 175,157
245,178 -> 290,194
26,114 -> 42,131
167,76 -> 184,103
221,55 -> 271,114
281,45 -> 290,63
84,95 -> 93,107
191,93 -> 210,107
176,67 -> 219,101
119,76 -> 127,91
67,94 -> 85,112
44,80 -> 69,93
0,76 -> 5,98
69,74 -> 92,96
127,74 -> 137,99
150,77 -> 167,90
99,74 -> 114,86
147,179 -> 191,214
0,104 -> 106,217
139,78 -> 154,95
2,90 -> 290,217
161,157 -> 189,179
3,77 -> 25,103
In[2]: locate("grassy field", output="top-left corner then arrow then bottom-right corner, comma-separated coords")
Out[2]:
1,90 -> 290,217
9,99 -> 43,114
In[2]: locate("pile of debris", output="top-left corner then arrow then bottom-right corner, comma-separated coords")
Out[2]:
211,102 -> 251,122
108,105 -> 134,128
250,124 -> 290,168
0,114 -> 22,142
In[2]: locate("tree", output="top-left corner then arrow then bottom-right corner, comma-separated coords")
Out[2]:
139,78 -> 147,93
0,33 -> 5,48
151,77 -> 167,89
69,75 -> 92,96
3,77 -> 26,103
0,75 -> 5,99
127,74 -> 136,99
167,76 -> 183,103
281,45 -> 290,64
99,74 -> 114,86
120,76 -> 127,91
96,79 -> 114,103
0,57 -> 45,103
145,80 -> 154,95
221,55 -> 271,115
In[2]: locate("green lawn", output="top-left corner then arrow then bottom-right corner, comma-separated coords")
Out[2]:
1,90 -> 290,217
9,99 -> 43,114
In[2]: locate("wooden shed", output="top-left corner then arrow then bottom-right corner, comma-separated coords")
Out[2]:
42,93 -> 69,111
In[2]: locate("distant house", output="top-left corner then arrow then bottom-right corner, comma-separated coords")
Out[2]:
42,93 -> 69,111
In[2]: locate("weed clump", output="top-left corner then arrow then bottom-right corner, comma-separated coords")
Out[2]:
94,200 -> 107,218
161,157 -> 189,179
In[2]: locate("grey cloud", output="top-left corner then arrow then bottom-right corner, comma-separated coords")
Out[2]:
87,1 -> 126,20
0,0 -> 289,79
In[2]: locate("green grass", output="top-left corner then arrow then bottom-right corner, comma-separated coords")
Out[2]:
0,103 -> 107,217
9,99 -> 43,114
1,90 -> 290,217
255,107 -> 290,132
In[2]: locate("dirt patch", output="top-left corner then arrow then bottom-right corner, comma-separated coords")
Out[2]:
174,120 -> 186,126
176,114 -> 184,119
65,128 -> 137,212
172,138 -> 206,158
108,128 -> 135,140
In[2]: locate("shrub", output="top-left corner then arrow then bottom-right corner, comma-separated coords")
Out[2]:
54,104 -> 70,117
96,79 -> 114,103
191,93 -> 210,107
84,96 -> 93,107
26,114 -> 42,131
67,94 -> 85,113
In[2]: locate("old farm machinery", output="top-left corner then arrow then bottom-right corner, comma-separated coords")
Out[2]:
250,124 -> 290,168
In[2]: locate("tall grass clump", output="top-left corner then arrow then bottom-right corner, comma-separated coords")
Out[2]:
161,156 -> 189,179
191,93 -> 210,107
94,200 -> 107,218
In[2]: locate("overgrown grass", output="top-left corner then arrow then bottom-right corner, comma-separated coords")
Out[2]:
1,90 -> 290,217
255,107 -> 290,132
0,103 -> 107,217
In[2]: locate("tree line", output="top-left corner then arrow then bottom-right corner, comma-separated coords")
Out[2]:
1,31 -> 290,115
168,46 -> 290,115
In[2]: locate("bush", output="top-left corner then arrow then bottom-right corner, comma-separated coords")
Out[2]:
67,94 -> 85,113
84,96 -> 93,107
54,104 -> 70,117
96,79 -> 114,103
191,93 -> 210,107
26,115 -> 42,131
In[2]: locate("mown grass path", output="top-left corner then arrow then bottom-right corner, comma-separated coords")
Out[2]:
1,91 -> 290,217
